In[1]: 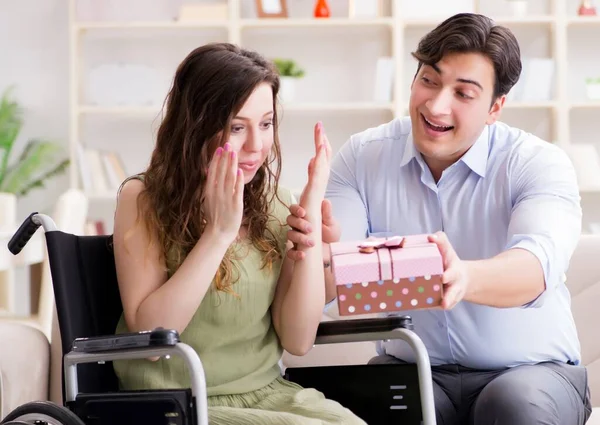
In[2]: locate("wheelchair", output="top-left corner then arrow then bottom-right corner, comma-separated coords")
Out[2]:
2,212 -> 437,425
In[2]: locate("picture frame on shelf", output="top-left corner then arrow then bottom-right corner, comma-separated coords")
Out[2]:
255,0 -> 288,18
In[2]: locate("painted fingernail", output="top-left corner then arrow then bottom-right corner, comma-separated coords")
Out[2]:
230,149 -> 236,158
237,168 -> 242,175
224,143 -> 231,151
308,239 -> 314,247
216,147 -> 223,156
305,224 -> 312,232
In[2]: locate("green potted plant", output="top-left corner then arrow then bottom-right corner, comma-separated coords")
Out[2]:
272,58 -> 305,103
585,77 -> 600,100
0,86 -> 69,228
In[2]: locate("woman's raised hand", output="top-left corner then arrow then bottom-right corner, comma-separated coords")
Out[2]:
300,122 -> 332,211
204,143 -> 245,243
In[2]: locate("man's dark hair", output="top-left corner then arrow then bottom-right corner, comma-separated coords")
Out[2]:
412,13 -> 522,101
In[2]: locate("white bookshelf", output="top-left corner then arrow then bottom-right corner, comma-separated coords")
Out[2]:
68,0 -> 600,232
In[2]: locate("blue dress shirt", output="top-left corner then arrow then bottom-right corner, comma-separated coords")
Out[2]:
325,116 -> 583,370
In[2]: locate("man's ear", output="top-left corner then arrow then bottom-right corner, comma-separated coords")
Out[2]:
486,95 -> 506,125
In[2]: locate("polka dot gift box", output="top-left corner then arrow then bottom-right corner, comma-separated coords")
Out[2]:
330,234 -> 444,316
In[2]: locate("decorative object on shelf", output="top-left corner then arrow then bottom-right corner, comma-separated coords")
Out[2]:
177,2 -> 228,21
75,0 -> 181,22
400,0 -> 474,19
255,0 -> 288,18
578,0 -> 597,15
585,77 -> 600,100
589,223 -> 600,234
0,87 -> 69,198
273,59 -> 305,103
507,57 -> 555,102
507,0 -> 528,17
349,0 -> 383,18
373,57 -> 394,102
313,0 -> 331,18
88,63 -> 163,107
563,144 -> 600,192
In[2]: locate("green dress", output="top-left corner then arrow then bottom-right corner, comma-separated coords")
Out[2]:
113,177 -> 366,425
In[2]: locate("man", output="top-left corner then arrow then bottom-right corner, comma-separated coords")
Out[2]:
286,13 -> 592,425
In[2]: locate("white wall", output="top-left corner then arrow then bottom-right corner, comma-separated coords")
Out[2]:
0,0 -> 71,218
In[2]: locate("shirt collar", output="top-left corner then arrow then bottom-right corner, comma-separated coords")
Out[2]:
459,125 -> 489,178
399,131 -> 421,168
400,125 -> 490,177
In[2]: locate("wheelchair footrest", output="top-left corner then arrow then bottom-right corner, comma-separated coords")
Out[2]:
67,389 -> 197,425
284,363 -> 423,425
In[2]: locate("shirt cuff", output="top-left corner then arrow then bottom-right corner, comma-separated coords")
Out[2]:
324,296 -> 337,312
506,235 -> 553,308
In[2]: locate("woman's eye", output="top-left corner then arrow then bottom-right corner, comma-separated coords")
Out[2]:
231,125 -> 244,133
262,121 -> 273,129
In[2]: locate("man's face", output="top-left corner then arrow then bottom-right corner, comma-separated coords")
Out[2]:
409,52 -> 505,178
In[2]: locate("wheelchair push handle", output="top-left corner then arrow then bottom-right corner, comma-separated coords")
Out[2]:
8,212 -> 42,255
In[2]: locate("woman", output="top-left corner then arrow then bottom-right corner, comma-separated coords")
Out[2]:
112,43 -> 365,424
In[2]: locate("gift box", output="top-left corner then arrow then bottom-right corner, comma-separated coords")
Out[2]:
330,234 -> 444,316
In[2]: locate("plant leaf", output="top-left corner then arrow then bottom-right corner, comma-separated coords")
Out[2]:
0,87 -> 22,185
0,140 -> 67,194
15,158 -> 70,196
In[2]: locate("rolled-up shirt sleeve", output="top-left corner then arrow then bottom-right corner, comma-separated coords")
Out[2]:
505,141 -> 582,308
325,136 -> 370,242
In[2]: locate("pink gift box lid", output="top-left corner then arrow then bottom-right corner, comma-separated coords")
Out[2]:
330,234 -> 443,285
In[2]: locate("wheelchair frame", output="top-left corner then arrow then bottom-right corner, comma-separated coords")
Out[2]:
6,212 -> 437,425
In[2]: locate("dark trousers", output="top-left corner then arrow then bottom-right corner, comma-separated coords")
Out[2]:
369,354 -> 592,425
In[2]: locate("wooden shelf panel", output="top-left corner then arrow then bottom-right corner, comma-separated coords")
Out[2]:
567,16 -> 600,26
241,18 -> 394,28
504,101 -> 557,109
282,102 -> 395,112
78,105 -> 162,115
75,16 -> 558,31
79,103 -> 395,115
75,20 -> 229,30
403,16 -> 555,27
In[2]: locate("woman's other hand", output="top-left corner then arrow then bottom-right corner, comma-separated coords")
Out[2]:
204,143 -> 245,243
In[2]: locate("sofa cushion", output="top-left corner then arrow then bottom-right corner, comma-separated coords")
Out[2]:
570,278 -> 600,408
0,322 -> 49,419
566,235 -> 600,408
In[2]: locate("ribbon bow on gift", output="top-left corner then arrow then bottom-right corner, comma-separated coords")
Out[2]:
357,236 -> 403,253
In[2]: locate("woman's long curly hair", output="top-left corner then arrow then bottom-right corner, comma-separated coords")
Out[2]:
133,43 -> 284,294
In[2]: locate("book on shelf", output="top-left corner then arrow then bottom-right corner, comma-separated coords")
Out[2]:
84,219 -> 107,236
77,144 -> 128,196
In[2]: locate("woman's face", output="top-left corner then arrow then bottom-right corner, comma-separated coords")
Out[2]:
226,82 -> 275,184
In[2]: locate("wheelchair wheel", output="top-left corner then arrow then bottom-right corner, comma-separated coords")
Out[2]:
1,401 -> 85,425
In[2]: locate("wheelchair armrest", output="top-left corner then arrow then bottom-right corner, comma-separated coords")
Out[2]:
314,316 -> 437,425
314,315 -> 421,346
316,316 -> 413,338
63,330 -> 209,425
71,328 -> 179,354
